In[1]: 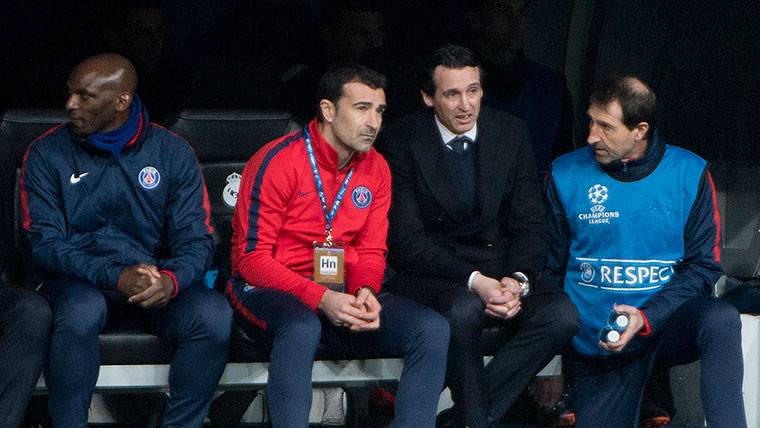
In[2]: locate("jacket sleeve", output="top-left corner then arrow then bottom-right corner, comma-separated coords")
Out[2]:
156,142 -> 214,292
345,159 -> 390,295
233,149 -> 327,310
22,142 -> 125,288
638,168 -> 722,333
498,128 -> 551,285
540,174 -> 572,292
383,137 -> 476,285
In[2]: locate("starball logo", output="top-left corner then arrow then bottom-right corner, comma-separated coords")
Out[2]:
578,184 -> 620,224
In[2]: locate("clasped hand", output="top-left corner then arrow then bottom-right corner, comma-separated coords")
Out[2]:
116,263 -> 175,309
472,274 -> 522,320
318,287 -> 381,332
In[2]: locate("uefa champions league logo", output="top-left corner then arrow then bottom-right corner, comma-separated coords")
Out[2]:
588,184 -> 608,205
579,184 -> 618,224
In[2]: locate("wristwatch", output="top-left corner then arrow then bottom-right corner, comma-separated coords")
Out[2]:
510,271 -> 530,297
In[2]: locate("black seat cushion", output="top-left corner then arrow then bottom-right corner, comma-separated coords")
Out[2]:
230,321 -> 506,363
99,327 -> 175,365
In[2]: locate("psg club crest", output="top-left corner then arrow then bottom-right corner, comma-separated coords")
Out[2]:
351,186 -> 372,209
138,166 -> 161,190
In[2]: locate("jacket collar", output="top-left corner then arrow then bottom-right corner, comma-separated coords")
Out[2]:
74,94 -> 149,157
409,107 -> 510,221
600,130 -> 665,182
307,118 -> 366,171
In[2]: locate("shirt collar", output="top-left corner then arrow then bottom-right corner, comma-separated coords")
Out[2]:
434,115 -> 477,145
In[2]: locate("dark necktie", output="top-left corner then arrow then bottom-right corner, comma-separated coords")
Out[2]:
447,136 -> 471,154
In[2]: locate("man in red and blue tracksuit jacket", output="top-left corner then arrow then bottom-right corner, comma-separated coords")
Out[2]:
542,75 -> 746,428
227,64 -> 449,428
21,54 -> 231,428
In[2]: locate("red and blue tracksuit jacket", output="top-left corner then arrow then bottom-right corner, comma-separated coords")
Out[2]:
229,118 -> 391,311
20,107 -> 214,295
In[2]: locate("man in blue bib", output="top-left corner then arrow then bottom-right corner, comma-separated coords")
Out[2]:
543,75 -> 746,427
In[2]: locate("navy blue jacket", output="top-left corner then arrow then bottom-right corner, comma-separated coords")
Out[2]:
543,133 -> 722,336
21,106 -> 214,293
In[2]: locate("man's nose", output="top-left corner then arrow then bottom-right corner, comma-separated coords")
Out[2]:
366,111 -> 381,129
587,124 -> 601,145
65,94 -> 78,111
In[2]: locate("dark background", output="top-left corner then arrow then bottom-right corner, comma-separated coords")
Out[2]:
2,0 -> 759,161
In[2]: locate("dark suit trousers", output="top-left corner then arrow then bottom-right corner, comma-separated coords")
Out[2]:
0,286 -> 51,428
566,296 -> 746,428
386,275 -> 579,428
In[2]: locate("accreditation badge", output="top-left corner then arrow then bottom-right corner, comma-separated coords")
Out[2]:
313,242 -> 345,291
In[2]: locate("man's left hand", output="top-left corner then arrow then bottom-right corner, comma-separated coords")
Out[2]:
350,287 -> 381,332
128,272 -> 175,308
484,277 -> 522,319
599,304 -> 645,352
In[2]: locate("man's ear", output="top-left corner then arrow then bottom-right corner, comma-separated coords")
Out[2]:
115,92 -> 132,112
319,99 -> 336,122
421,90 -> 434,108
633,122 -> 650,141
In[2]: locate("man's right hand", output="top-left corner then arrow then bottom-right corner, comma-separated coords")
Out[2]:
117,264 -> 161,297
599,304 -> 645,353
318,289 -> 378,331
471,273 -> 521,319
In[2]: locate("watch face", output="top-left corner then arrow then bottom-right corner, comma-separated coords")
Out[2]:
513,272 -> 529,283
520,282 -> 530,297
512,272 -> 529,296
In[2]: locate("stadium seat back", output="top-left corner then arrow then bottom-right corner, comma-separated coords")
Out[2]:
712,160 -> 760,278
0,109 -> 68,284
167,110 -> 302,287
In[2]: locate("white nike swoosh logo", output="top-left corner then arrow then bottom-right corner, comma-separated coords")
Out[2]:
69,172 -> 89,184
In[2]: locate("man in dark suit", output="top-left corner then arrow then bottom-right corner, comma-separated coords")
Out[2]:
377,44 -> 578,428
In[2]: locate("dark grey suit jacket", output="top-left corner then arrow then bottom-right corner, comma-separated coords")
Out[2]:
376,107 -> 552,301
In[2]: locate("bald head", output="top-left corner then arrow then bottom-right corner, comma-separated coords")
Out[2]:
66,53 -> 139,136
72,53 -> 138,94
589,75 -> 656,138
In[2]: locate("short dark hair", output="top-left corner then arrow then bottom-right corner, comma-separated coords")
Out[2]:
421,44 -> 482,97
316,63 -> 387,122
589,76 -> 656,138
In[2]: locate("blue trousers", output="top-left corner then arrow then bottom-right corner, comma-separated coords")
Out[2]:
567,296 -> 747,428
44,280 -> 232,428
0,286 -> 51,428
229,286 -> 450,428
